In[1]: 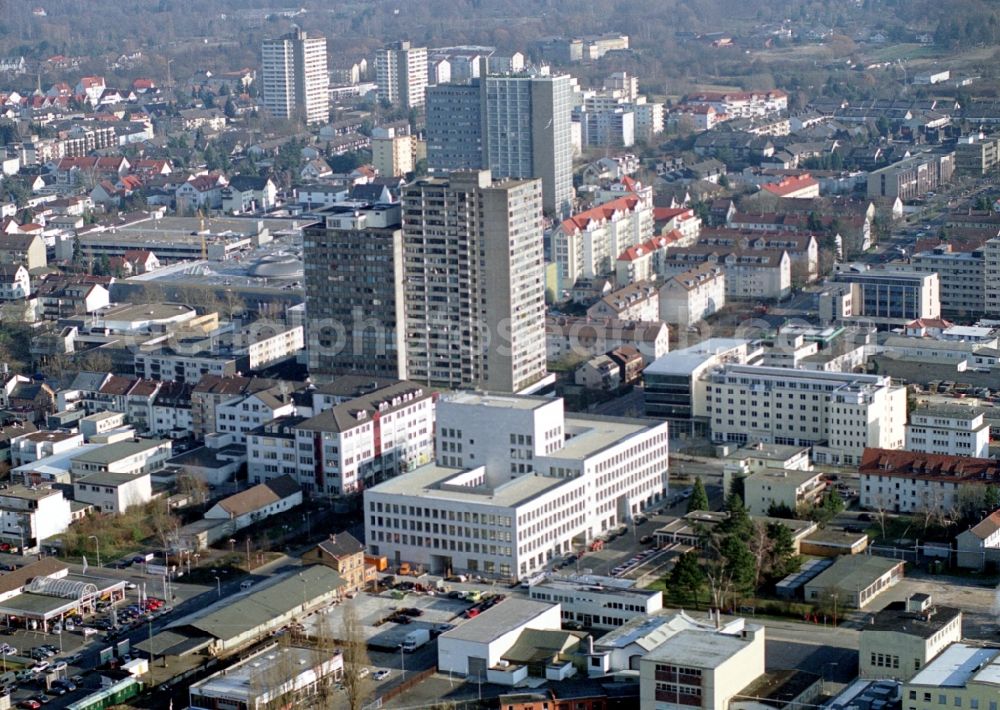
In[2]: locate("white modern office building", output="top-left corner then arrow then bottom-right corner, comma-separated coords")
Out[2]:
699,365 -> 907,466
363,393 -> 669,580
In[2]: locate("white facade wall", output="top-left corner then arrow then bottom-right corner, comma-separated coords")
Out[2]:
905,412 -> 990,458
529,583 -> 662,629
437,602 -> 563,676
216,394 -> 295,446
658,269 -> 726,328
365,395 -> 669,579
74,474 -> 152,514
700,365 -> 906,466
292,395 -> 435,497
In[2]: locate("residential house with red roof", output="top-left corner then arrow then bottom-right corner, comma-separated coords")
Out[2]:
652,206 -> 702,245
615,233 -> 677,286
957,509 -> 1000,570
74,76 -> 106,105
859,448 -> 1000,517
551,188 -> 653,290
175,173 -> 228,212
761,174 -> 820,199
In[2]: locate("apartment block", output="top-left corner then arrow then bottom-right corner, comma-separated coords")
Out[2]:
402,171 -> 548,394
248,380 -> 435,498
984,236 -> 1000,316
954,134 -> 1000,175
699,365 -> 907,466
658,264 -> 726,328
867,152 -> 955,201
743,468 -> 826,516
545,317 -> 670,366
552,189 -> 654,287
0,485 -> 72,552
375,40 -> 428,109
363,393 -> 669,580
859,448 -> 1000,515
906,244 -> 984,318
304,203 -> 407,381
905,407 -> 990,458
261,29 -> 329,125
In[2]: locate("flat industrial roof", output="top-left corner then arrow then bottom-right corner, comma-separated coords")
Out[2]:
368,463 -> 569,508
71,439 -> 168,465
644,338 -> 750,377
191,645 -> 325,700
444,392 -> 555,411
551,416 -> 657,461
805,555 -> 901,591
643,626 -> 761,668
440,598 -> 557,644
909,643 -> 1000,687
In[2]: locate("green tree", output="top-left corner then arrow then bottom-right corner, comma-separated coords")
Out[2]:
667,550 -> 704,603
720,491 -> 752,538
223,96 -> 237,119
767,502 -> 796,519
71,234 -> 83,267
687,476 -> 709,513
92,254 -> 112,277
720,535 -> 755,592
766,522 -> 800,579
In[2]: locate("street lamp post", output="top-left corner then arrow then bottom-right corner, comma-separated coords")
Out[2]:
87,536 -> 100,569
214,576 -> 221,598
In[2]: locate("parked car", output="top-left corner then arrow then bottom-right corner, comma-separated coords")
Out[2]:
373,669 -> 391,681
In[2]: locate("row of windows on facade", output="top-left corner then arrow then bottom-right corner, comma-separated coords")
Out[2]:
907,692 -> 993,710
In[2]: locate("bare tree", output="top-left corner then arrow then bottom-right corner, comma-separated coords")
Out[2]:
747,521 -> 773,590
340,600 -> 373,710
177,473 -> 209,506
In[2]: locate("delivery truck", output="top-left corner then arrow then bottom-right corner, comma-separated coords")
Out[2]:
401,628 -> 430,652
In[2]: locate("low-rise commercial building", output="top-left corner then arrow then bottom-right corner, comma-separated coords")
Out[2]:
69,439 -> 172,479
743,468 -> 826,516
956,509 -> 1000,570
188,645 -> 344,710
528,577 -> 663,630
803,555 -> 904,609
73,470 -> 152,514
903,643 -> 1000,710
437,598 -> 563,677
203,476 -> 302,535
639,623 -> 766,710
859,594 -> 962,682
